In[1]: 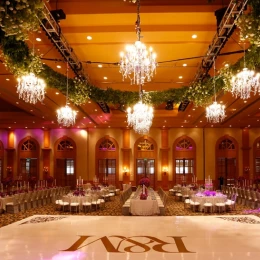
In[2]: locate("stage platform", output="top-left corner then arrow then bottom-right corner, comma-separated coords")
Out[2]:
0,215 -> 259,260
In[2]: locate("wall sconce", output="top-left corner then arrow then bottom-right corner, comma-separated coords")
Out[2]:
6,166 -> 12,173
244,166 -> 250,173
162,166 -> 168,175
43,166 -> 49,173
123,167 -> 129,175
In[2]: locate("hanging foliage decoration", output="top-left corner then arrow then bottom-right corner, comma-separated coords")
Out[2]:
0,0 -> 260,107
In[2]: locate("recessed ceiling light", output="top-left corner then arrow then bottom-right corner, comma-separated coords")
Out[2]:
98,64 -> 103,68
33,121 -> 35,124
257,120 -> 259,122
8,126 -> 11,129
163,126 -> 165,128
42,126 -> 44,129
6,78 -> 10,81
211,125 -> 213,127
225,64 -> 229,67
87,36 -> 92,40
192,34 -> 197,39
36,37 -> 41,42
244,100 -> 247,103
14,122 -> 16,124
230,125 -> 232,127
104,76 -> 108,80
248,125 -> 251,127
108,126 -> 111,128
183,64 -> 187,67
192,108 -> 195,110
220,101 -> 223,103
89,122 -> 92,124
181,126 -> 183,127
30,109 -> 33,112
88,101 -> 91,104
42,116 -> 44,118
57,65 -> 61,69
16,102 -> 19,104
188,115 -> 191,117
179,76 -> 183,79
55,92 -> 59,95
195,126 -> 197,127
200,121 -> 202,123
25,126 -> 27,129
164,120 -> 167,123
100,116 -> 103,118
83,116 -> 86,119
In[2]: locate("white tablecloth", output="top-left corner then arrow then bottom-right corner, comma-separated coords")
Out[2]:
192,195 -> 227,212
130,197 -> 159,216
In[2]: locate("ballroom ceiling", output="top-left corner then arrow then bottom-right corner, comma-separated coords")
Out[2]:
0,0 -> 259,130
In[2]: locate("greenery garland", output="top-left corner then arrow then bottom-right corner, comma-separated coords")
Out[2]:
0,0 -> 260,108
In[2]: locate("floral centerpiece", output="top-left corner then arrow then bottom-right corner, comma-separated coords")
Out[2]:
3,175 -> 13,187
139,177 -> 150,187
140,192 -> 148,200
73,190 -> 85,196
196,190 -> 217,197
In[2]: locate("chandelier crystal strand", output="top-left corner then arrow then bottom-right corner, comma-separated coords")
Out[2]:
206,60 -> 226,123
119,0 -> 157,85
231,42 -> 260,99
57,62 -> 77,127
17,73 -> 45,104
127,86 -> 154,134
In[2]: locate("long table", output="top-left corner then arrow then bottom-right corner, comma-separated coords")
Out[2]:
129,187 -> 160,216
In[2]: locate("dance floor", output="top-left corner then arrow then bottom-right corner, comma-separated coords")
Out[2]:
0,215 -> 259,260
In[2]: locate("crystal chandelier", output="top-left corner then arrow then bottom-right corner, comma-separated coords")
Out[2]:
119,0 -> 157,85
17,73 -> 45,104
57,63 -> 77,127
230,43 -> 260,99
206,60 -> 226,123
127,86 -> 153,134
231,68 -> 260,99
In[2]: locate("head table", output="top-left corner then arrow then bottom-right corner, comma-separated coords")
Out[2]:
129,187 -> 161,216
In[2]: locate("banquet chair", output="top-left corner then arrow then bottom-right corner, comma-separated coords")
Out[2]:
245,190 -> 252,207
31,191 -> 38,208
215,201 -> 226,213
24,192 -> 32,210
184,198 -> 191,209
190,197 -> 200,212
250,191 -> 258,209
6,194 -> 20,214
203,198 -> 213,214
60,199 -> 70,212
256,192 -> 260,208
91,194 -> 100,210
225,194 -> 237,211
18,193 -> 26,212
82,196 -> 92,213
70,196 -> 80,213
175,191 -> 182,202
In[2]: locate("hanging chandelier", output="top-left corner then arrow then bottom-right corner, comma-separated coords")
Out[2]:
17,73 -> 45,104
119,0 -> 157,85
231,68 -> 260,99
57,63 -> 77,127
206,60 -> 226,123
127,87 -> 153,134
230,43 -> 260,99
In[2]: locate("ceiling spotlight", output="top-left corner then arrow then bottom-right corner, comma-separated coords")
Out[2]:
98,64 -> 103,68
192,34 -> 197,39
57,65 -> 61,69
104,77 -> 108,80
179,76 -> 183,79
87,36 -> 92,40
183,64 -> 187,67
36,38 -> 41,42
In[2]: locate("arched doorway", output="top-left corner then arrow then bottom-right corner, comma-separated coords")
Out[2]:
54,136 -> 76,188
216,135 -> 238,187
96,136 -> 119,186
173,136 -> 196,185
18,137 -> 40,182
134,137 -> 157,189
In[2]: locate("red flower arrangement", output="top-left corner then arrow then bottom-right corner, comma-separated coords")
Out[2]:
139,177 -> 150,187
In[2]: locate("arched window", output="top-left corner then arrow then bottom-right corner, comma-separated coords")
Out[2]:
58,140 -> 74,151
96,137 -> 119,186
218,139 -> 235,150
54,136 -> 77,188
137,139 -> 154,151
21,140 -> 37,151
18,137 -> 40,181
176,138 -> 193,150
173,136 -> 196,185
216,136 -> 238,187
99,139 -> 116,151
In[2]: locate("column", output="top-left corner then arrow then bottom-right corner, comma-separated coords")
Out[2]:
160,128 -> 169,190
5,130 -> 15,178
42,129 -> 51,181
242,128 -> 251,179
122,128 -> 131,186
